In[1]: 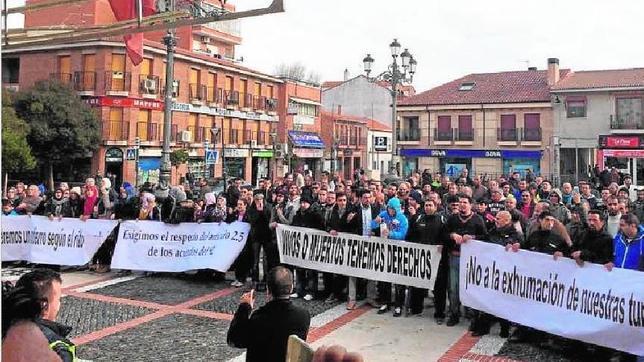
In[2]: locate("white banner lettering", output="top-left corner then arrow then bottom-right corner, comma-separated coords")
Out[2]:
111,221 -> 250,272
460,240 -> 644,355
1,215 -> 118,265
276,224 -> 441,289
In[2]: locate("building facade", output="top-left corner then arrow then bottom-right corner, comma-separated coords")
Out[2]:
320,111 -> 368,180
2,0 -> 296,186
551,68 -> 644,185
397,59 -> 567,180
366,119 -> 393,181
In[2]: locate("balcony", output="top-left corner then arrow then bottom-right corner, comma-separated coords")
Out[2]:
50,73 -> 72,86
105,71 -> 131,93
224,90 -> 239,107
191,127 -> 212,143
189,83 -> 207,103
398,128 -> 421,142
454,128 -> 474,142
610,115 -> 644,130
73,71 -> 96,92
103,120 -> 129,142
266,98 -> 278,112
206,87 -> 224,104
241,93 -> 254,109
139,75 -> 160,97
497,128 -> 519,142
434,128 -> 453,142
521,127 -> 542,142
254,96 -> 267,111
136,122 -> 159,142
258,131 -> 269,145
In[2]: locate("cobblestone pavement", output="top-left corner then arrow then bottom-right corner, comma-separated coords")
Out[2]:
2,266 -> 608,361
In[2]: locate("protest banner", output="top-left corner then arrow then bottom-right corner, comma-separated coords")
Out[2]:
1,215 -> 119,265
276,224 -> 441,289
111,220 -> 250,272
460,240 -> 644,355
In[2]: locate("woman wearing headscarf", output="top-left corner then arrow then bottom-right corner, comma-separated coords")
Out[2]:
81,185 -> 98,220
200,193 -> 227,223
138,193 -> 161,221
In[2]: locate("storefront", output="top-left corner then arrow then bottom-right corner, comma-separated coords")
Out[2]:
288,131 -> 325,177
252,150 -> 273,186
104,148 -> 124,187
400,149 -> 542,177
598,135 -> 644,185
138,157 -> 161,185
224,148 -> 249,180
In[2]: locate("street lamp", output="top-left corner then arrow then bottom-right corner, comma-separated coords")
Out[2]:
363,38 -> 417,176
203,139 -> 210,180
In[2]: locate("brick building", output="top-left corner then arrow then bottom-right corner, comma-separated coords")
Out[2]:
2,0 -> 320,186
396,59 -> 567,179
320,111 -> 368,180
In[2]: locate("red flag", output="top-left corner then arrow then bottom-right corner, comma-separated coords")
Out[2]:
108,0 -> 157,66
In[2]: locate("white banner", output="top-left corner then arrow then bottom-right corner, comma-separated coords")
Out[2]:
111,220 -> 250,272
460,240 -> 644,355
276,224 -> 441,289
1,215 -> 118,265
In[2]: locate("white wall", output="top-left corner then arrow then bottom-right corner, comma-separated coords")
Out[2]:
322,76 -> 393,125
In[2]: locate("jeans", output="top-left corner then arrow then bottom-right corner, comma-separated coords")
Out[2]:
348,277 -> 377,302
448,255 -> 461,319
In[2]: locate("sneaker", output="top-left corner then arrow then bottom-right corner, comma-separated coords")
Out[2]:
377,305 -> 390,315
393,307 -> 402,317
346,301 -> 357,310
303,294 -> 314,301
290,292 -> 299,298
230,280 -> 244,287
446,316 -> 459,327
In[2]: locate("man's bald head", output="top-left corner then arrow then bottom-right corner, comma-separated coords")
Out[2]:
267,266 -> 294,299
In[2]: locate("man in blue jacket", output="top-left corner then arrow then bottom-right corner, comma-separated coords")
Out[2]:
608,213 -> 643,271
371,197 -> 409,317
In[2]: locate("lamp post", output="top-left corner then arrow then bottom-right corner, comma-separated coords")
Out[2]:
159,0 -> 177,189
203,139 -> 210,180
270,132 -> 277,183
363,38 -> 417,176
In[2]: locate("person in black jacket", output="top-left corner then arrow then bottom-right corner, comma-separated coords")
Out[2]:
523,210 -> 570,257
471,211 -> 523,337
227,198 -> 252,287
407,199 -> 446,315
571,210 -> 613,265
325,192 -> 354,304
292,195 -> 324,300
44,188 -> 72,219
227,266 -> 310,362
248,192 -> 274,290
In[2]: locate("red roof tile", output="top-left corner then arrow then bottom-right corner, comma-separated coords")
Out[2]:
321,81 -> 344,89
551,68 -> 644,91
366,119 -> 392,132
399,69 -> 569,106
320,111 -> 391,131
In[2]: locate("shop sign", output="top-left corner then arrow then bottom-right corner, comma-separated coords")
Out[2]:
374,136 -> 388,151
224,149 -> 249,158
105,148 -> 123,162
171,102 -> 277,122
83,96 -> 164,111
252,150 -> 274,158
602,136 -> 641,148
401,148 -> 541,160
343,149 -> 353,157
293,148 -> 323,158
602,149 -> 644,158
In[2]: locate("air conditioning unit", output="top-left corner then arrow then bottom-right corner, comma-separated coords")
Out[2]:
142,79 -> 157,92
250,140 -> 258,148
112,71 -> 124,79
274,143 -> 289,154
171,80 -> 180,97
201,36 -> 211,43
180,130 -> 192,143
275,150 -> 285,159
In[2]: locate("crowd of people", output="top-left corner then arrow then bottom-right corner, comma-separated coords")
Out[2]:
2,166 -> 644,360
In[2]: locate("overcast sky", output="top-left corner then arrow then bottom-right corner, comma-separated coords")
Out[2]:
7,0 -> 644,91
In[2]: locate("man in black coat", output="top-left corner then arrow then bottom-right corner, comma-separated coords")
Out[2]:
571,210 -> 613,265
248,192 -> 274,290
292,195 -> 325,300
227,266 -> 310,362
324,192 -> 354,303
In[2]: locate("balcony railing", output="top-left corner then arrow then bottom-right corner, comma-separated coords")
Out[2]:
189,83 -> 207,102
610,115 -> 644,130
73,71 -> 96,91
434,128 -> 453,141
266,98 -> 278,112
398,128 -> 421,142
192,127 -> 212,143
497,128 -> 518,142
105,71 -> 131,92
50,73 -> 72,85
136,122 -> 159,141
224,90 -> 240,105
103,120 -> 129,141
139,75 -> 160,96
241,94 -> 253,108
205,87 -> 223,104
258,131 -> 268,145
455,128 -> 474,141
254,96 -> 267,111
521,127 -> 542,141
227,129 -> 241,144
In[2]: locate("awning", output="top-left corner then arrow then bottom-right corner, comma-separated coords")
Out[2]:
289,97 -> 322,107
288,131 -> 325,149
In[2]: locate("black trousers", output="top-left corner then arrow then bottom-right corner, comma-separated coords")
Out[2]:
473,311 -> 510,333
322,273 -> 347,299
251,238 -> 279,282
233,241 -> 252,282
410,287 -> 428,313
92,226 -> 119,265
432,250 -> 449,318
378,282 -> 405,308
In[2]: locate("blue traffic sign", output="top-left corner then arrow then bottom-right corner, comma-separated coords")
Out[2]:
126,148 -> 138,161
205,149 -> 218,164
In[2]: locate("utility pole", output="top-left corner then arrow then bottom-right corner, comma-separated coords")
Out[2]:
159,0 -> 176,190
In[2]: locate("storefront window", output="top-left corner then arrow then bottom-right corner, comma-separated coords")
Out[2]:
225,158 -> 246,179
503,158 -> 540,177
403,158 -> 418,178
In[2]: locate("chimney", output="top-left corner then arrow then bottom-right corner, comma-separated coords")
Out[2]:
343,68 -> 349,81
547,58 -> 560,86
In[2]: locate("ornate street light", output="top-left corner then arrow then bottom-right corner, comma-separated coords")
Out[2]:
363,38 -> 417,176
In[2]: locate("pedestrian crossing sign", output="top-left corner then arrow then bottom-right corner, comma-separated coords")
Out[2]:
205,150 -> 218,164
126,148 -> 138,160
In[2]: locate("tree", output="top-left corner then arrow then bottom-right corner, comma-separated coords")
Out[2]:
170,149 -> 189,166
13,80 -> 101,190
273,62 -> 321,86
2,90 -> 37,187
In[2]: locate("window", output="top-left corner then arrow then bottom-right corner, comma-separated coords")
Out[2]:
188,114 -> 198,141
616,97 -> 643,129
298,103 -> 317,117
457,115 -> 473,140
400,116 -> 420,141
499,114 -> 517,141
459,82 -> 475,91
108,108 -> 124,140
80,54 -> 96,90
436,115 -> 452,141
207,73 -> 216,102
566,96 -> 587,118
523,113 -> 541,141
2,58 -> 19,83
137,109 -> 151,140
189,68 -> 201,100
58,55 -> 71,75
